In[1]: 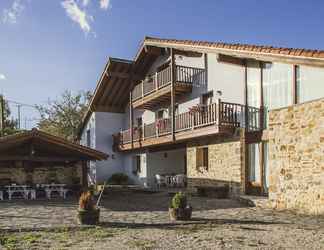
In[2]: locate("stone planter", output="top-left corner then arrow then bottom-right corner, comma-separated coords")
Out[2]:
77,209 -> 100,225
169,207 -> 192,221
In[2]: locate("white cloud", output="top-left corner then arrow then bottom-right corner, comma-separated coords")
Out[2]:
82,0 -> 91,7
100,0 -> 111,10
0,74 -> 6,81
61,0 -> 93,34
2,0 -> 25,24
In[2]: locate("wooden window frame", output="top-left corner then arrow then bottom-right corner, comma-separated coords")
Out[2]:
196,147 -> 209,172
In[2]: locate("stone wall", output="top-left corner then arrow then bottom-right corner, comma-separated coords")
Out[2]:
268,98 -> 324,215
0,163 -> 82,185
187,131 -> 245,196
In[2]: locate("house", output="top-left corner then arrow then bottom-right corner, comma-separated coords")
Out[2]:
0,129 -> 108,189
79,36 -> 324,215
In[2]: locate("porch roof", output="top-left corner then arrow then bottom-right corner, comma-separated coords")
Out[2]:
0,129 -> 108,163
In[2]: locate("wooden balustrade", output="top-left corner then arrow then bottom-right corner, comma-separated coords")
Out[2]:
156,66 -> 172,88
176,65 -> 206,85
131,65 -> 206,102
116,101 -> 263,147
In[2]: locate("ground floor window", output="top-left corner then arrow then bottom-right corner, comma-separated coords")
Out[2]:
132,155 -> 141,174
247,141 -> 269,195
196,147 -> 208,171
248,143 -> 261,184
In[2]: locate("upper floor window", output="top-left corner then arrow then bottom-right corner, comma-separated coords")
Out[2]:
296,65 -> 324,103
156,108 -> 168,119
201,91 -> 213,106
263,62 -> 293,110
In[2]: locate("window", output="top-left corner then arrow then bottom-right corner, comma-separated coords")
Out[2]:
263,63 -> 293,126
196,147 -> 208,171
201,91 -> 213,106
133,155 -> 141,174
156,109 -> 168,119
296,65 -> 324,103
136,117 -> 142,127
263,142 -> 269,192
247,60 -> 261,108
248,143 -> 261,183
86,129 -> 91,147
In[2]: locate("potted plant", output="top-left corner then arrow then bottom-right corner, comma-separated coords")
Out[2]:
77,191 -> 100,225
169,192 -> 192,221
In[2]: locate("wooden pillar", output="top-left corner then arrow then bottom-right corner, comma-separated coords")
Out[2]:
129,91 -> 134,148
259,62 -> 264,130
170,48 -> 175,141
81,161 -> 88,188
204,53 -> 208,85
292,65 -> 298,104
244,60 -> 249,131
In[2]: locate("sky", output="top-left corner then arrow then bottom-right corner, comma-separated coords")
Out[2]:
0,0 -> 324,128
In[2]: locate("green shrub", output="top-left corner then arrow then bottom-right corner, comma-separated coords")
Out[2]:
171,192 -> 187,209
107,173 -> 129,185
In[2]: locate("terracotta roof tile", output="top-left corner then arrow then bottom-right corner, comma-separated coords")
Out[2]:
144,37 -> 324,60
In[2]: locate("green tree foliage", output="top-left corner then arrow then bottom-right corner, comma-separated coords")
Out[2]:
1,98 -> 19,136
36,90 -> 92,141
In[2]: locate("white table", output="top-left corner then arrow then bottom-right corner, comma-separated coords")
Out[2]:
41,184 -> 68,199
5,185 -> 30,200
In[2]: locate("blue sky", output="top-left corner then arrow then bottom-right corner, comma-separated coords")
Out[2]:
0,0 -> 324,128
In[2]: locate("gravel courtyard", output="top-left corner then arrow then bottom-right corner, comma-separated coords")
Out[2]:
0,190 -> 323,249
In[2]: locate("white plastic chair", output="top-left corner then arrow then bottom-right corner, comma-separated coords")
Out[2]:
29,189 -> 36,200
60,189 -> 68,199
155,175 -> 166,189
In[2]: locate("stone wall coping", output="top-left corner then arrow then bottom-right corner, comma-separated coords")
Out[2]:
269,97 -> 324,113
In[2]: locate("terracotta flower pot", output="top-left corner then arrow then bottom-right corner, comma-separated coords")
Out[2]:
169,206 -> 192,221
77,209 -> 100,225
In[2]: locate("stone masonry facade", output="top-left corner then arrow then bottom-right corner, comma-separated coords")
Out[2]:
268,98 -> 324,215
187,130 -> 245,196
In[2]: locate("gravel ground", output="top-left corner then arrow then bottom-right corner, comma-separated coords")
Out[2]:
0,191 -> 323,249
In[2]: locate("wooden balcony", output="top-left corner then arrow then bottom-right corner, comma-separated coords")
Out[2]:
113,101 -> 262,151
132,65 -> 206,109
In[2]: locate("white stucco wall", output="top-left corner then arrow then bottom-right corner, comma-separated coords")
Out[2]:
207,54 -> 245,104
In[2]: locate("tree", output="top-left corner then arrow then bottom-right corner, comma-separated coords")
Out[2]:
36,90 -> 92,141
0,97 -> 19,136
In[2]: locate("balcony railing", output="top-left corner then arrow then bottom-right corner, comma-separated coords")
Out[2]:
116,101 -> 263,147
132,65 -> 206,101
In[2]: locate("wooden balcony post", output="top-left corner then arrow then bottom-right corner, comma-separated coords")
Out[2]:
155,72 -> 158,90
170,48 -> 175,141
129,92 -> 134,148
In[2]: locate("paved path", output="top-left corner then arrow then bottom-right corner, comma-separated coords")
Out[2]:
0,191 -> 323,249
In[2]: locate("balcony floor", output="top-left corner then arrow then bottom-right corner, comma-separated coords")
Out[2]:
132,83 -> 192,109
117,124 -> 236,151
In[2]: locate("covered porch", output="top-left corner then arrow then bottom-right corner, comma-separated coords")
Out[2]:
0,129 -> 108,200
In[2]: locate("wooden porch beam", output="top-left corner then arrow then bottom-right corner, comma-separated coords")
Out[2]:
217,54 -> 245,66
0,156 -> 85,162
